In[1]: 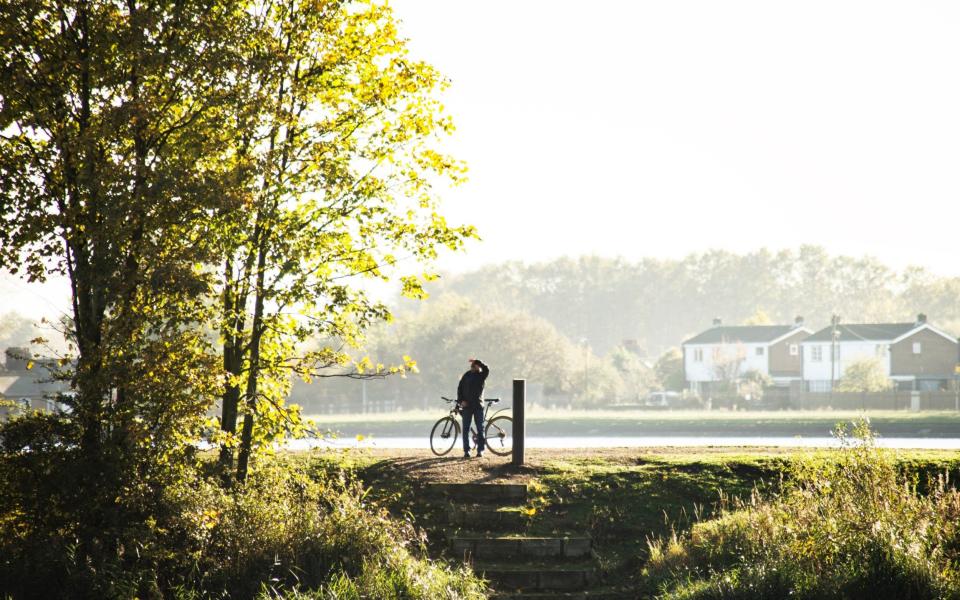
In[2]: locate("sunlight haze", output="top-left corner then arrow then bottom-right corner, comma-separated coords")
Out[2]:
3,1 -> 960,319
391,0 -> 960,274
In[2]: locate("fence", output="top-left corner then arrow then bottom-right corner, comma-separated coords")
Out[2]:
761,389 -> 960,411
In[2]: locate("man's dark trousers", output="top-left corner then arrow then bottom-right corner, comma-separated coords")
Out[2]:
461,403 -> 485,454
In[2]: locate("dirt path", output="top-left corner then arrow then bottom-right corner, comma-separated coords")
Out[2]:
354,446 -> 797,484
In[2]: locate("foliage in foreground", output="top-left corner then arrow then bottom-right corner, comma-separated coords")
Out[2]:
0,449 -> 485,600
644,422 -> 960,599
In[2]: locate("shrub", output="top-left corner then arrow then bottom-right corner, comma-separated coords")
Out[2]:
177,458 -> 485,599
645,420 -> 960,599
0,447 -> 485,600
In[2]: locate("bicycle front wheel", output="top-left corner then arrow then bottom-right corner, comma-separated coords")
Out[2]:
430,416 -> 460,456
484,415 -> 513,456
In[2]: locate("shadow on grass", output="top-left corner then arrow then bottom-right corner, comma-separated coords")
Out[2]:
365,454 -> 540,484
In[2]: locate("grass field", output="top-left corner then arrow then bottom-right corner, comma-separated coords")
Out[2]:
306,409 -> 960,438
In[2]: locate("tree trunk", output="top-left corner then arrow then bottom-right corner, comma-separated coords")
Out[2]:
71,1 -> 108,460
218,260 -> 244,477
234,58 -> 291,483
235,241 -> 268,483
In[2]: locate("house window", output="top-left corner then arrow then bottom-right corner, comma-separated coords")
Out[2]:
693,348 -> 703,362
755,347 -> 765,356
913,342 -> 922,355
811,346 -> 823,362
789,344 -> 799,356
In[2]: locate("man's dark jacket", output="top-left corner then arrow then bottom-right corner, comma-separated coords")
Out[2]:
457,361 -> 489,407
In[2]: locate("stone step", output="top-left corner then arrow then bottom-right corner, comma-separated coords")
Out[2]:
476,566 -> 598,592
447,505 -> 528,530
427,482 -> 527,504
452,535 -> 592,560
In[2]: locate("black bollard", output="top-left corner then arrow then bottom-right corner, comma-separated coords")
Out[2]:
512,379 -> 525,466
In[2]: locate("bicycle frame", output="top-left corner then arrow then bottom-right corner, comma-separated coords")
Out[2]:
432,396 -> 512,456
448,398 -> 503,424
442,397 -> 504,435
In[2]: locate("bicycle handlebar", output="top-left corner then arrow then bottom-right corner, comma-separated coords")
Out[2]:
441,396 -> 500,403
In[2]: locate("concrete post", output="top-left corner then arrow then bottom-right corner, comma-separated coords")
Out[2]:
512,379 -> 525,466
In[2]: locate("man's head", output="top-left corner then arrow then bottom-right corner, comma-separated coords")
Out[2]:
469,359 -> 480,372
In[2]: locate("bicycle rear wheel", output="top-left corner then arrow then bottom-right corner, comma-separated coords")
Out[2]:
484,415 -> 513,456
430,416 -> 460,456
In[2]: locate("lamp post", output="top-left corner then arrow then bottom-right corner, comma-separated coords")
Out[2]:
830,315 -> 841,393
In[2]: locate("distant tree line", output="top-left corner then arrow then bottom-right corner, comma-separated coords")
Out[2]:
296,247 -> 960,410
430,247 -> 960,356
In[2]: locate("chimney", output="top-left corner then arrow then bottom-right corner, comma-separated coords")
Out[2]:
712,317 -> 722,327
794,316 -> 804,328
917,313 -> 928,325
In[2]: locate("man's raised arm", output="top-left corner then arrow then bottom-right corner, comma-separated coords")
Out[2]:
476,359 -> 489,381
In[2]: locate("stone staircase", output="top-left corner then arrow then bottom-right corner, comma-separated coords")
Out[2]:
427,482 -> 633,599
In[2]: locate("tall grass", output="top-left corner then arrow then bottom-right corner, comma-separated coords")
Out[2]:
181,459 -> 486,599
644,420 -> 960,599
0,453 -> 485,600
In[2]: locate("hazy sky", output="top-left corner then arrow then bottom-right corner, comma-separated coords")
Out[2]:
391,0 -> 960,275
3,1 -> 960,320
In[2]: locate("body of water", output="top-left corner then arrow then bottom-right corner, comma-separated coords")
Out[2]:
286,436 -> 960,451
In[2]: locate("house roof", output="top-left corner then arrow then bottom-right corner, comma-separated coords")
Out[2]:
683,325 -> 803,345
804,323 -> 919,343
0,374 -> 70,398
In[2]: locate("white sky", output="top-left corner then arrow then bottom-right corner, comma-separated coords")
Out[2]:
391,0 -> 960,275
3,1 -> 960,320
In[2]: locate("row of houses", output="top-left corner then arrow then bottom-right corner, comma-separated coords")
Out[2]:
682,314 -> 960,394
4,314 -> 959,412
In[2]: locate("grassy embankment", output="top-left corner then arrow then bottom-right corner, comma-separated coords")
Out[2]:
642,426 -> 960,598
297,439 -> 960,597
0,447 -> 488,600
307,409 -> 960,439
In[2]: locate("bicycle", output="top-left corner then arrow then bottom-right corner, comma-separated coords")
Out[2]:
429,396 -> 513,457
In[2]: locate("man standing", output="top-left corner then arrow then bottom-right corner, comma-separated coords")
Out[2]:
457,358 -> 490,458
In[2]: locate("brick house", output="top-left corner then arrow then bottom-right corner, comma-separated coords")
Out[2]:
683,317 -> 813,394
801,315 -> 959,391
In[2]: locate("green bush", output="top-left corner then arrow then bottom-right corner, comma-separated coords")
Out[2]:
0,439 -> 485,600
644,420 -> 960,599
176,458 -> 485,599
